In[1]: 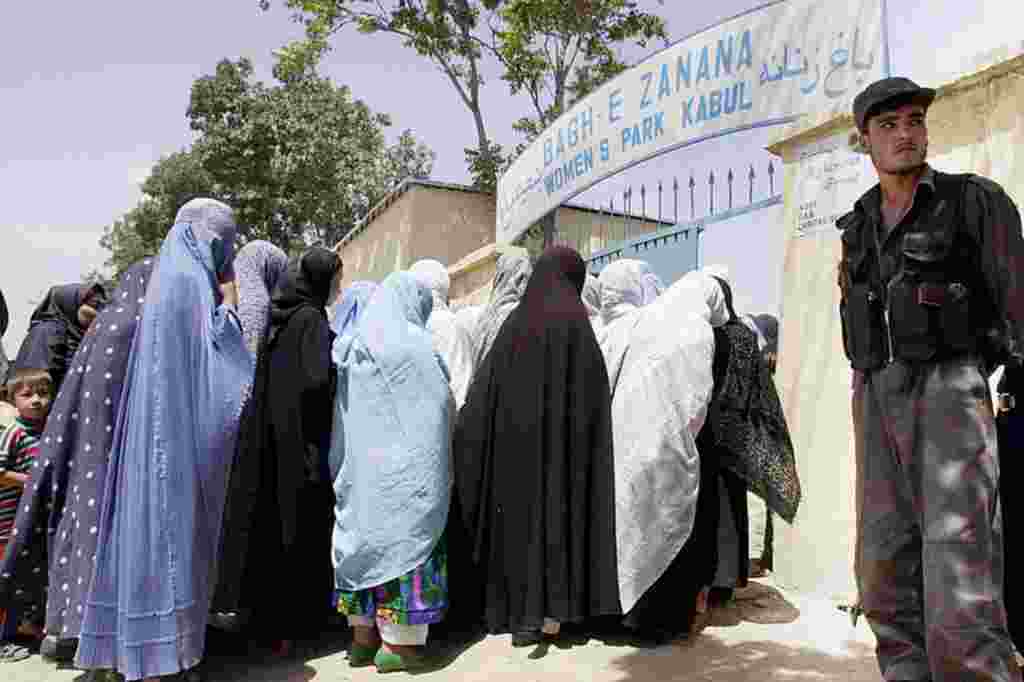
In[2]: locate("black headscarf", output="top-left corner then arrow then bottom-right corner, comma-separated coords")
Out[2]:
450,245 -> 620,634
215,247 -> 340,638
0,287 -> 8,338
13,282 -> 107,390
268,247 -> 341,331
0,288 -> 8,385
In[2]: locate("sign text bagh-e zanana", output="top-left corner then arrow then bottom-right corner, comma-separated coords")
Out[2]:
542,31 -> 755,197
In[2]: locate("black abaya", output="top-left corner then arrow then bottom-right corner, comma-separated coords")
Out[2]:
622,447 -> 721,639
215,248 -> 339,642
450,246 -> 620,635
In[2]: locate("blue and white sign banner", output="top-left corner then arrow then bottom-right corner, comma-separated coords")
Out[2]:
496,0 -> 888,245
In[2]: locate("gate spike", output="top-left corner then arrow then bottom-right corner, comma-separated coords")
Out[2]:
727,168 -> 734,210
673,177 -> 679,223
688,174 -> 696,219
709,171 -> 716,216
658,180 -> 663,223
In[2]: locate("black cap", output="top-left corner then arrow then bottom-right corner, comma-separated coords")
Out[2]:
853,77 -> 936,131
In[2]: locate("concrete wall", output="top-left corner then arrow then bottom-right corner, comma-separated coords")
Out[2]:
335,183 -> 496,290
336,181 -> 666,293
406,185 -> 496,270
768,54 -> 1024,601
335,190 -> 412,287
556,206 -> 666,260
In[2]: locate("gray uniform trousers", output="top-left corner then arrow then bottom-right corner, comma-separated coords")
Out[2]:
854,357 -> 1020,681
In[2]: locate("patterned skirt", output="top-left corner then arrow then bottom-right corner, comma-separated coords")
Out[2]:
336,537 -> 447,626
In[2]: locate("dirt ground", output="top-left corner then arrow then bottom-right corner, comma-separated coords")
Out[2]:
5,578 -> 881,681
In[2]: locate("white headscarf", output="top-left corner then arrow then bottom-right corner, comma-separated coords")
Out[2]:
640,271 -> 665,302
598,259 -> 658,327
472,253 -> 532,371
409,259 -> 458,376
582,272 -> 603,331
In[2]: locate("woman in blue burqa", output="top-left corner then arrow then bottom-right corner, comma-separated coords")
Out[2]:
75,198 -> 253,682
331,273 -> 453,673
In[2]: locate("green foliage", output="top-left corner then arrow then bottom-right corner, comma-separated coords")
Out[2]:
464,141 -> 508,193
100,149 -> 215,277
497,0 -> 666,146
101,58 -> 434,276
264,0 -> 667,184
268,0 -> 504,189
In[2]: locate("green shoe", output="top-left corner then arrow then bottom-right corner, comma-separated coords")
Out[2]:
349,643 -> 379,668
373,647 -> 426,673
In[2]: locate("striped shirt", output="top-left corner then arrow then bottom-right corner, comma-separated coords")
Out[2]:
0,418 -> 42,545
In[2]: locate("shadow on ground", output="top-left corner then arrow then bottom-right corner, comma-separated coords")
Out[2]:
193,622 -> 348,681
611,635 -> 877,681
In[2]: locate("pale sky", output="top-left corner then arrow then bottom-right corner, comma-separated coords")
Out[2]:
2,0 -> 1022,353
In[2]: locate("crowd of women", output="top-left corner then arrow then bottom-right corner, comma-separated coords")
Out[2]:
0,197 -> 799,680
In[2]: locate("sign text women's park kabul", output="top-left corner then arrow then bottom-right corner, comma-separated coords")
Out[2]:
495,0 -> 888,245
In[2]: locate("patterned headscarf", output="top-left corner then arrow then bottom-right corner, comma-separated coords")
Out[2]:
234,241 -> 289,357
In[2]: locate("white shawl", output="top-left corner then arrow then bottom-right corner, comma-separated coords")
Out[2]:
599,266 -> 730,613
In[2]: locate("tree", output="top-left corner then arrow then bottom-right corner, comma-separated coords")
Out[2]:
265,0 -> 666,188
101,59 -> 434,274
269,0 -> 505,191
100,149 -> 216,276
188,58 -> 435,247
496,0 -> 666,154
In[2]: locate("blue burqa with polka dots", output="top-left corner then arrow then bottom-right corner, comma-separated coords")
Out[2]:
0,258 -> 155,642
76,201 -> 254,681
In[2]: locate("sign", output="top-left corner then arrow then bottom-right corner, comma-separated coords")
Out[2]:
792,130 -> 876,239
496,0 -> 888,245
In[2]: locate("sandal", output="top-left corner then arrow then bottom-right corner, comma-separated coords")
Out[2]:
374,647 -> 427,673
0,642 -> 32,663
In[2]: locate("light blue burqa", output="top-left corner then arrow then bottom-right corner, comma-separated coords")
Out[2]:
330,272 -> 452,591
329,281 -> 378,355
77,199 -> 254,681
328,282 -> 378,484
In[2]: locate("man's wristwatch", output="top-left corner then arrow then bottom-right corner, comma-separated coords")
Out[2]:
997,392 -> 1017,414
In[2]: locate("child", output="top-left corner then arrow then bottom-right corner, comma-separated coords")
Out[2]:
0,369 -> 51,663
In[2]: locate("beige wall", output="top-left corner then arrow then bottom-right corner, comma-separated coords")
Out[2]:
336,184 -> 496,290
335,191 -> 412,287
336,182 -> 662,291
556,206 -> 666,259
768,54 -> 1024,600
407,185 -> 496,269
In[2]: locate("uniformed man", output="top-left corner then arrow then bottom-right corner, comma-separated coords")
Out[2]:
838,76 -> 1024,681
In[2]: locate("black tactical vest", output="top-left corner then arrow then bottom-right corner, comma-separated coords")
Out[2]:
838,172 -> 999,371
